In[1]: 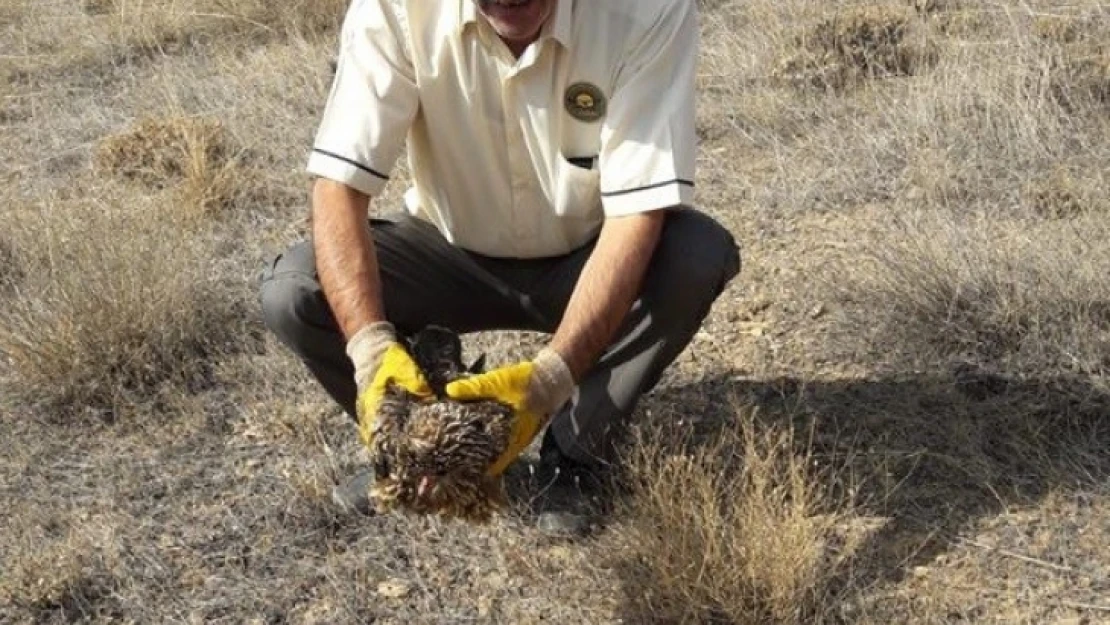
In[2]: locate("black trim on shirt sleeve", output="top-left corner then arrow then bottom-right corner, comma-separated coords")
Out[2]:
600,178 -> 694,198
312,148 -> 390,181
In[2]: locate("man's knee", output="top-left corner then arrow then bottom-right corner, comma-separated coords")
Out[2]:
259,242 -> 328,352
658,208 -> 741,297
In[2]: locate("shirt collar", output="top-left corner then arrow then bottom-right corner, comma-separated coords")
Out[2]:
459,1 -> 572,49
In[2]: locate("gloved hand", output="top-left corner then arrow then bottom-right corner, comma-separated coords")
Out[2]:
444,347 -> 576,476
346,321 -> 433,447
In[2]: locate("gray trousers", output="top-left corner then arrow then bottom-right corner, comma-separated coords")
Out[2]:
259,208 -> 740,467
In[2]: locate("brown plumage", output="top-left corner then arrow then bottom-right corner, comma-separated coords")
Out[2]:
368,326 -> 514,522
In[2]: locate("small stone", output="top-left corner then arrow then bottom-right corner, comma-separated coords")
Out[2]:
547,546 -> 573,561
477,595 -> 494,617
537,511 -> 589,536
737,322 -> 768,337
377,578 -> 412,599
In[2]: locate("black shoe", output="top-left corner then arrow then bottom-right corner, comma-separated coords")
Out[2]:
529,446 -> 604,537
330,468 -> 376,515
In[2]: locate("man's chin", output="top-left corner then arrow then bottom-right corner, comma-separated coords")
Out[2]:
476,0 -> 549,43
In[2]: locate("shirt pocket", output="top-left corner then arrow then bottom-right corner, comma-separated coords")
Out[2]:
553,155 -> 601,219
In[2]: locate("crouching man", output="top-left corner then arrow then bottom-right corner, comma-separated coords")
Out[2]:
260,0 -> 740,535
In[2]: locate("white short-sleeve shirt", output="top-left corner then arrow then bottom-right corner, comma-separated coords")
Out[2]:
307,0 -> 699,258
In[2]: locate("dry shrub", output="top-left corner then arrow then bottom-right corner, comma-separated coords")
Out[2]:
825,207 -> 1110,379
1026,10 -> 1110,111
1048,42 -> 1110,111
0,522 -> 123,621
1023,163 -> 1106,219
0,190 -> 248,419
94,115 -> 255,219
612,409 -> 858,624
775,4 -> 935,90
1033,10 -> 1108,46
94,115 -> 229,188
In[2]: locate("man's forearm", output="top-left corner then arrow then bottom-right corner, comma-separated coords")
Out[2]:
548,210 -> 667,381
311,178 -> 387,340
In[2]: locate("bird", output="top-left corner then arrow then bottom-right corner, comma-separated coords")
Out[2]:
367,325 -> 514,522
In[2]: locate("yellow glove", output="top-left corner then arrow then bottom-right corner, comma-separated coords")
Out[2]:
444,348 -> 575,476
347,322 -> 433,447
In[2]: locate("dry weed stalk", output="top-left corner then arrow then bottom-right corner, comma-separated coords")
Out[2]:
614,408 -> 856,624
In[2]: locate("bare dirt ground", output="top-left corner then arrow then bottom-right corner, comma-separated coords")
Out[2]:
2,1 -> 1108,623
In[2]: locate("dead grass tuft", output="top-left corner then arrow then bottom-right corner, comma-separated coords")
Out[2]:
926,6 -> 994,38
94,115 -> 229,188
611,408 -> 858,624
0,522 -> 123,621
1033,11 -> 1107,46
93,115 -> 257,219
775,4 -> 935,90
0,189 -> 251,419
1023,164 -> 1105,219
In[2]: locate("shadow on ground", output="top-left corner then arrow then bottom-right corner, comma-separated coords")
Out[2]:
607,366 -> 1110,623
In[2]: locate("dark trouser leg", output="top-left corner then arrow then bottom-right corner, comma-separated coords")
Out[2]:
534,209 -> 741,468
259,214 -> 550,418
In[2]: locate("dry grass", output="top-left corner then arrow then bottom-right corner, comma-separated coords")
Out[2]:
94,115 -> 230,187
2,0 -> 1110,623
93,114 -> 259,219
824,207 -> 1110,381
610,409 -> 860,624
0,235 -> 21,291
0,187 -> 250,419
0,516 -> 125,621
91,0 -> 350,50
773,4 -> 937,90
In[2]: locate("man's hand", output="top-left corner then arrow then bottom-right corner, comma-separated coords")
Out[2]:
347,321 -> 433,447
444,348 -> 575,476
